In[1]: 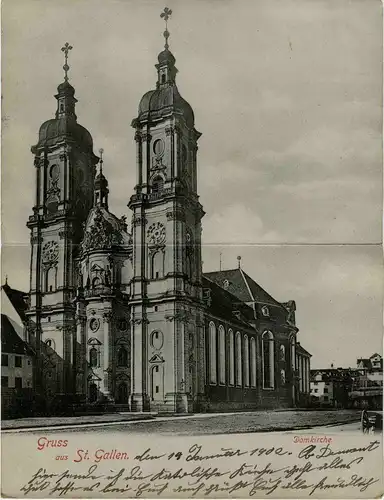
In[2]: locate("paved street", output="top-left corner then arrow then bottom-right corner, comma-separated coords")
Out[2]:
3,409 -> 360,435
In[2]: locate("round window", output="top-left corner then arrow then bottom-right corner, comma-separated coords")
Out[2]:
89,318 -> 100,332
49,164 -> 59,180
151,330 -> 164,350
153,139 -> 165,157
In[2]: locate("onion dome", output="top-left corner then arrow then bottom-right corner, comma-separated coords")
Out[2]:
138,82 -> 195,128
32,44 -> 94,154
32,81 -> 94,152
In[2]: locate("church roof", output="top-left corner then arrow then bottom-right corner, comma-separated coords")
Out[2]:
34,117 -> 94,151
137,84 -> 195,128
204,268 -> 284,309
1,314 -> 34,356
296,342 -> 312,357
202,276 -> 255,328
1,283 -> 28,322
81,206 -> 132,253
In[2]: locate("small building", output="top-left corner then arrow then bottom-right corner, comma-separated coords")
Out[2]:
310,368 -> 354,408
1,314 -> 34,418
350,354 -> 383,409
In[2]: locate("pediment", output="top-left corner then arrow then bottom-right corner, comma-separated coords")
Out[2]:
149,354 -> 164,363
91,264 -> 104,273
88,337 -> 102,346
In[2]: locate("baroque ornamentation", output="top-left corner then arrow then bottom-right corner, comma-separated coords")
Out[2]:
132,216 -> 147,227
141,133 -> 151,142
82,208 -> 123,252
134,131 -> 142,143
103,311 -> 114,323
166,208 -> 185,221
165,126 -> 174,137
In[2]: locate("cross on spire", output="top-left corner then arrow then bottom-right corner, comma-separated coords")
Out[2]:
61,42 -> 73,81
99,148 -> 104,176
160,7 -> 172,49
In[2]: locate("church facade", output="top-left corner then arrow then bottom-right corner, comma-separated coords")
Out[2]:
23,31 -> 310,414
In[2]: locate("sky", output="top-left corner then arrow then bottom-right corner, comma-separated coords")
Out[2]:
1,0 -> 382,368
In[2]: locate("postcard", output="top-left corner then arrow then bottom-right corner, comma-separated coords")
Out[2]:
1,0 -> 383,498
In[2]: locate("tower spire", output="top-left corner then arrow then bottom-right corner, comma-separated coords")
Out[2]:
99,147 -> 104,177
94,148 -> 109,209
160,7 -> 172,50
61,42 -> 73,82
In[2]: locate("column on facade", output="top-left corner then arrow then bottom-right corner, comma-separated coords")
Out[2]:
135,131 -> 143,187
141,132 -> 150,194
131,314 -> 144,411
299,356 -> 303,392
102,311 -> 112,399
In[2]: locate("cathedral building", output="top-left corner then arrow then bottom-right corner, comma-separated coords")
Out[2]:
20,17 -> 310,414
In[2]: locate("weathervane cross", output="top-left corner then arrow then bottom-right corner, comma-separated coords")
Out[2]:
160,7 -> 172,49
61,42 -> 73,81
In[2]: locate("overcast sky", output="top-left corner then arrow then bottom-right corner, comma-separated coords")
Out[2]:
2,0 -> 382,368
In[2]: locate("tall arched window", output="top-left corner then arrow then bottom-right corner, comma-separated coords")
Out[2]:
235,332 -> 242,386
244,335 -> 250,387
117,347 -> 128,367
151,251 -> 164,279
209,322 -> 217,384
250,337 -> 257,388
290,336 -> 296,370
89,348 -> 98,368
262,331 -> 274,389
228,329 -> 235,386
218,325 -> 226,384
45,267 -> 57,292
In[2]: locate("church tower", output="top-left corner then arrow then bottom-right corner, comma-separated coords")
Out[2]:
129,9 -> 206,413
27,44 -> 99,402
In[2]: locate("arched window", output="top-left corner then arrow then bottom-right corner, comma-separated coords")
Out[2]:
262,331 -> 274,389
280,344 -> 286,361
228,329 -> 235,386
290,336 -> 296,370
235,332 -> 242,386
150,364 -> 163,400
152,175 -> 164,193
250,337 -> 257,388
92,277 -> 101,288
209,322 -> 217,384
151,250 -> 164,279
244,335 -> 250,387
45,267 -> 57,293
117,347 -> 128,367
117,382 -> 128,404
218,325 -> 226,384
89,348 -> 98,368
89,382 -> 98,402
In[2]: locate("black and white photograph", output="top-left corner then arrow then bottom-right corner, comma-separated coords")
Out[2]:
1,0 -> 383,497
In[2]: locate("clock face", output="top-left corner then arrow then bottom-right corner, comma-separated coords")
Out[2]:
42,241 -> 59,263
147,222 -> 166,246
